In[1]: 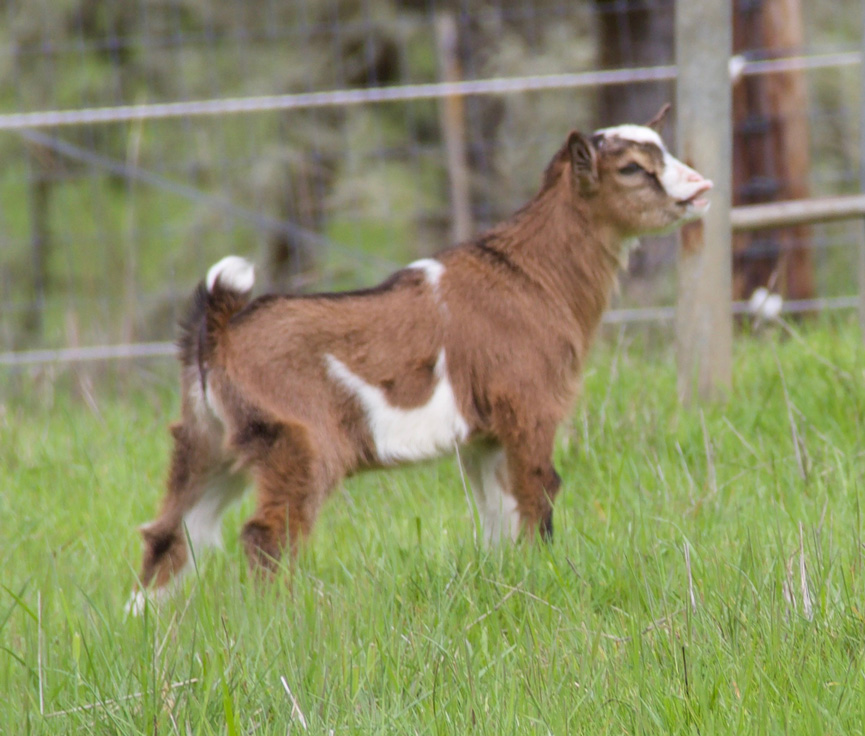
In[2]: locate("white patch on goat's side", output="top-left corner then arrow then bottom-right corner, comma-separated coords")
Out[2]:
408,258 -> 445,290
206,255 -> 255,293
326,349 -> 469,464
596,124 -> 665,149
465,445 -> 521,545
183,472 -> 247,554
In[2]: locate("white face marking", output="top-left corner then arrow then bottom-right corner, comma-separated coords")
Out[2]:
408,258 -> 445,290
659,152 -> 712,203
326,349 -> 469,464
595,123 -> 664,148
182,472 -> 247,554
595,125 -> 713,207
464,445 -> 520,545
206,255 -> 255,293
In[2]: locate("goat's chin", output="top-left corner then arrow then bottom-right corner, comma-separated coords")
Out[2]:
647,201 -> 711,236
683,199 -> 711,219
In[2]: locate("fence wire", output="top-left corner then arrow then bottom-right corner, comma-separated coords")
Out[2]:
0,1 -> 862,373
0,52 -> 857,132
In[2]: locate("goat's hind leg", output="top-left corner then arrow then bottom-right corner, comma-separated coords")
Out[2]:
135,421 -> 244,599
236,419 -> 328,576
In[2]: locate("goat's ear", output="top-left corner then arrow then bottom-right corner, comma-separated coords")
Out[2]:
567,131 -> 598,195
645,103 -> 672,132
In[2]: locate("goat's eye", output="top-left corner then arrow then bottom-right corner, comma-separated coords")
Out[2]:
618,162 -> 644,175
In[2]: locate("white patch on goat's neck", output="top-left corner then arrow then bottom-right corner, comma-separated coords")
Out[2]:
408,258 -> 445,291
325,349 -> 469,464
206,255 -> 255,293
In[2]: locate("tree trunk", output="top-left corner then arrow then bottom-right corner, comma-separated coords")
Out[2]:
595,0 -> 676,131
594,0 -> 676,279
732,0 -> 814,301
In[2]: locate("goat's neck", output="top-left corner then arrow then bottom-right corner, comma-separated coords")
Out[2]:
499,187 -> 623,338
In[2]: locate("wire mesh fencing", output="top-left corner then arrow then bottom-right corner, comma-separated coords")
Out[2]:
0,0 -> 862,378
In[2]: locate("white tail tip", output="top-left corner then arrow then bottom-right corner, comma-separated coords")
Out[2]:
206,256 -> 255,293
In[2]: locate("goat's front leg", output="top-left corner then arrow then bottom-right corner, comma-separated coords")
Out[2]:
463,442 -> 522,545
501,430 -> 561,541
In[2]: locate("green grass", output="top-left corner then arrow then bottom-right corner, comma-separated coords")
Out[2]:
2,318 -> 865,734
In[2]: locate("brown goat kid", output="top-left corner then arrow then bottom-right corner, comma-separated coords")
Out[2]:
128,108 -> 712,612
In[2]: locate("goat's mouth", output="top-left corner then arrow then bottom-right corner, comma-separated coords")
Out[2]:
676,181 -> 713,213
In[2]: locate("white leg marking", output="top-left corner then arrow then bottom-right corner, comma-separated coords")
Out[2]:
465,445 -> 521,545
183,471 -> 247,558
124,586 -> 172,617
326,349 -> 469,464
125,473 -> 245,618
124,590 -> 147,617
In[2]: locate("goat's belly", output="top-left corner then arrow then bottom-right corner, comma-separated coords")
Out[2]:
325,350 -> 470,464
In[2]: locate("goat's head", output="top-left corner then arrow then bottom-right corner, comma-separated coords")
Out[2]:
566,105 -> 713,239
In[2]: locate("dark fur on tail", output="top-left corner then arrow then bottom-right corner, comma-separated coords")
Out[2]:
176,276 -> 253,384
177,282 -> 208,371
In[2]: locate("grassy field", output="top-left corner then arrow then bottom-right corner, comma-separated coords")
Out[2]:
2,317 -> 864,735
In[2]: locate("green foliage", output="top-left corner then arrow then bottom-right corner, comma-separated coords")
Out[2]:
2,0 -> 862,354
1,319 -> 864,734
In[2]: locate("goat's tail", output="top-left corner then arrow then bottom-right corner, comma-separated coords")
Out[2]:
177,255 -> 255,375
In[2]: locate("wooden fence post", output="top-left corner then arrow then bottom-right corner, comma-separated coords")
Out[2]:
435,11 -> 473,244
859,2 -> 865,337
675,0 -> 733,403
732,0 -> 814,304
24,144 -> 52,341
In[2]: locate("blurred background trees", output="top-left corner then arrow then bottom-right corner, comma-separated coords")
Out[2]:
0,0 -> 859,352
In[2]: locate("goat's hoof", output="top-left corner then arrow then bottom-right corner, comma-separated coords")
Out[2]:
124,589 -> 148,618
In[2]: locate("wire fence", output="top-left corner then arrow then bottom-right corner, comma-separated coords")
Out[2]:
0,0 -> 862,377
0,52 -> 857,132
